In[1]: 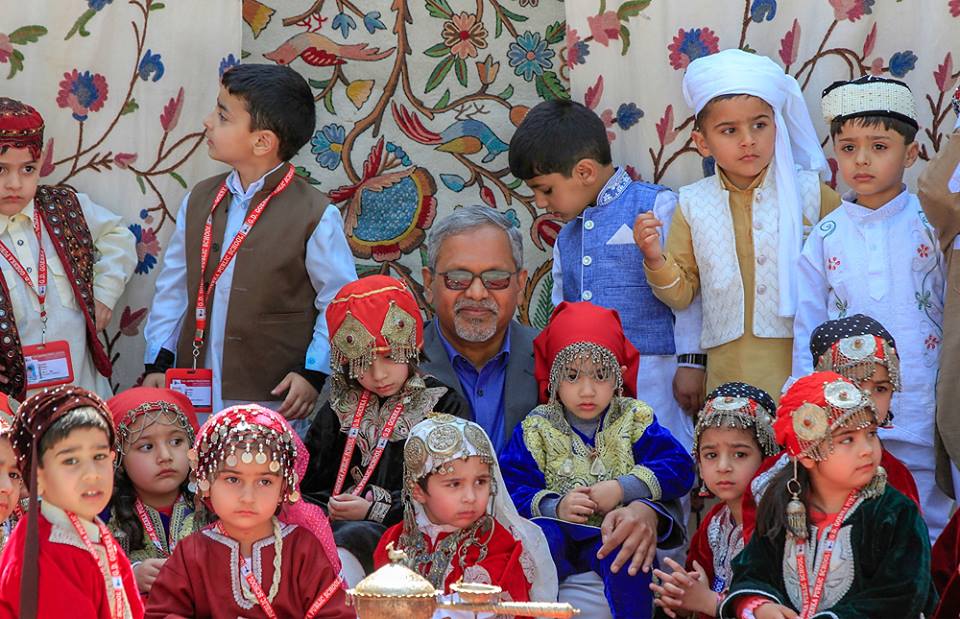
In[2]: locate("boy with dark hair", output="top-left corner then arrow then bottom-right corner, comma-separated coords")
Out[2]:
142,63 -> 357,419
790,75 -> 950,538
636,49 -> 839,401
509,98 -> 703,462
0,386 -> 143,619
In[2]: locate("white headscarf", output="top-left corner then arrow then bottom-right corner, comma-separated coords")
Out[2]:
402,414 -> 559,604
682,48 -> 828,317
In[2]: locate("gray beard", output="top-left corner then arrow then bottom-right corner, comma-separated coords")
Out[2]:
453,301 -> 500,342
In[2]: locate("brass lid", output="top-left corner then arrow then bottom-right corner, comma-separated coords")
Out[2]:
350,544 -> 437,598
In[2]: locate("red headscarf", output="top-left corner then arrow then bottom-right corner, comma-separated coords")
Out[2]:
106,387 -> 199,437
0,97 -> 44,160
533,301 -> 640,403
326,275 -> 423,377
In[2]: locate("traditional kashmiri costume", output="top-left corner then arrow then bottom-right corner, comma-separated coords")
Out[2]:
301,276 -> 468,573
0,387 -> 144,619
0,411 -> 22,552
103,388 -> 199,563
685,382 -> 780,618
0,98 -> 136,401
374,414 -> 558,619
742,315 -> 921,545
144,405 -> 352,619
500,301 -> 694,619
720,373 -> 936,618
643,49 -> 839,398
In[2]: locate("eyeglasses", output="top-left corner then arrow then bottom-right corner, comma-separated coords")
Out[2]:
437,269 -> 517,291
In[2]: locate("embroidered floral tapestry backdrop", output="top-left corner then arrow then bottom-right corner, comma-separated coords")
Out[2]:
5,1 -> 960,392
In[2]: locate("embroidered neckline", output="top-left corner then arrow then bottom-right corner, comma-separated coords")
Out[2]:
594,167 -> 633,208
840,188 -> 909,223
203,522 -> 295,610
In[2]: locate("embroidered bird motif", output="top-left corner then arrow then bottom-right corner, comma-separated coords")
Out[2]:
392,103 -> 509,164
263,32 -> 395,67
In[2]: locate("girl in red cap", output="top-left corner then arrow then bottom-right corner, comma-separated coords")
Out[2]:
719,372 -> 934,619
500,301 -> 695,619
103,387 -> 200,596
300,275 -> 468,585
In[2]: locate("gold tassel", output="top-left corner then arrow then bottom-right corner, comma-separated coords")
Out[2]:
786,460 -> 808,540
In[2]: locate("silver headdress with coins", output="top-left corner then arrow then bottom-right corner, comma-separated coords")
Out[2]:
546,343 -> 623,407
693,382 -> 779,458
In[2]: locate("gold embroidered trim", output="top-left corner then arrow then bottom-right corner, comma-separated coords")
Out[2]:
530,489 -> 558,518
630,465 -> 661,502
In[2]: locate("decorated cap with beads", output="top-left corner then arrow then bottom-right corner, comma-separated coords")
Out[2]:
188,405 -> 301,505
533,301 -> 639,404
107,387 -> 199,462
694,382 -> 779,457
822,75 -> 918,129
810,314 -> 901,394
0,97 -> 44,161
774,372 -> 881,461
403,413 -> 494,486
325,275 -> 423,379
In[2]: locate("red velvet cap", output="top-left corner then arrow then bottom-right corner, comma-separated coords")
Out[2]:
0,98 -> 44,161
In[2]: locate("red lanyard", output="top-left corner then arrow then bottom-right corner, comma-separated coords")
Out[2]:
67,512 -> 126,619
134,498 -> 171,557
795,491 -> 859,619
0,211 -> 48,340
332,390 -> 406,497
305,575 -> 344,619
192,165 -> 296,367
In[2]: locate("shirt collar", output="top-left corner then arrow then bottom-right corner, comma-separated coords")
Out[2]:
0,200 -> 36,236
224,162 -> 286,203
716,166 -> 769,194
841,186 -> 909,222
42,500 -> 101,543
435,320 -> 511,367
594,167 -> 633,208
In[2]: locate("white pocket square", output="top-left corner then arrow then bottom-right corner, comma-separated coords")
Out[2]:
605,223 -> 635,245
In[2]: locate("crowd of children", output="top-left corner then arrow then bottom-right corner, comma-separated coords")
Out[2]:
0,43 -> 959,618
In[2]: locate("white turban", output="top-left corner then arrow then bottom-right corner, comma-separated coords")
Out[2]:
682,48 -> 828,317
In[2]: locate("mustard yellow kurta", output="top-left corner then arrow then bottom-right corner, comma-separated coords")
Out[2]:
644,168 -> 840,399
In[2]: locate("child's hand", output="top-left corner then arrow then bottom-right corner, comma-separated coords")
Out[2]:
142,372 -> 165,388
650,557 -> 717,617
271,372 -> 319,419
328,493 -> 372,521
134,558 -> 166,593
633,212 -> 666,268
557,487 -> 596,523
588,480 -> 624,514
755,603 -> 799,619
94,300 -> 112,331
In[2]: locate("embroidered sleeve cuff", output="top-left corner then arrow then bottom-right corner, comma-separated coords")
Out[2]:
530,490 -> 562,518
643,253 -> 684,289
617,474 -> 651,504
365,485 -> 392,524
717,590 -> 781,619
629,465 -> 662,501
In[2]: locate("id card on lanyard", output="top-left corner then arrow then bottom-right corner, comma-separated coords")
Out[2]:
0,210 -> 74,390
165,165 -> 296,411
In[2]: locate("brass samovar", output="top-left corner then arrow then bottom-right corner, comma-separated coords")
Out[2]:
348,544 -> 580,618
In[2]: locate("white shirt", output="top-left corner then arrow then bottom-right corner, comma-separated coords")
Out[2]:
0,194 -> 136,399
143,165 -> 358,412
791,189 -> 945,446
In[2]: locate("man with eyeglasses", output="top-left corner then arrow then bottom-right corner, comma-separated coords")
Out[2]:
420,205 -> 539,453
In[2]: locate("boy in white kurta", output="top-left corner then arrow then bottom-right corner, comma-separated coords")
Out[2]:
791,75 -> 950,539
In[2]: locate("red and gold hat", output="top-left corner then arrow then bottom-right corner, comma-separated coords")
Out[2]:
326,275 -> 423,378
107,387 -> 199,462
0,97 -> 44,161
774,371 -> 880,461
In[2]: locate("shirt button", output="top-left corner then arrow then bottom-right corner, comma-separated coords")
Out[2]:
582,290 -> 593,301
16,240 -> 23,246
582,255 -> 592,266
26,267 -> 32,273
584,220 -> 594,230
755,190 -> 764,201
757,284 -> 766,295
477,389 -> 484,397
757,255 -> 767,265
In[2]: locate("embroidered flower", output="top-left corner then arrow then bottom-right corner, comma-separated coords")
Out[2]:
507,32 -> 554,81
917,244 -> 930,258
614,103 -> 643,130
332,12 -> 357,38
442,12 -> 488,60
311,124 -> 345,170
926,334 -> 941,350
668,27 -> 719,70
129,224 -> 160,275
889,51 -> 918,78
137,49 -> 164,82
517,0 -> 539,5
219,53 -> 240,77
0,34 -> 12,64
587,11 -> 620,47
951,0 -> 960,17
88,0 -> 113,10
827,256 -> 841,271
56,69 -> 109,121
565,28 -> 589,69
750,0 -> 777,22
829,0 -> 874,21
362,11 -> 386,34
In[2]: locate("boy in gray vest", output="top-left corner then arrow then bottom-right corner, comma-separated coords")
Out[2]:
636,49 -> 839,402
509,99 -> 701,456
142,64 -> 357,420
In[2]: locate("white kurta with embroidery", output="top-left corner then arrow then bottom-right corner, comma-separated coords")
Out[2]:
791,189 -> 945,448
0,196 -> 136,399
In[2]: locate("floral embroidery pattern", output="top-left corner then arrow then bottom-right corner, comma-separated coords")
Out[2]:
827,256 -> 841,271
